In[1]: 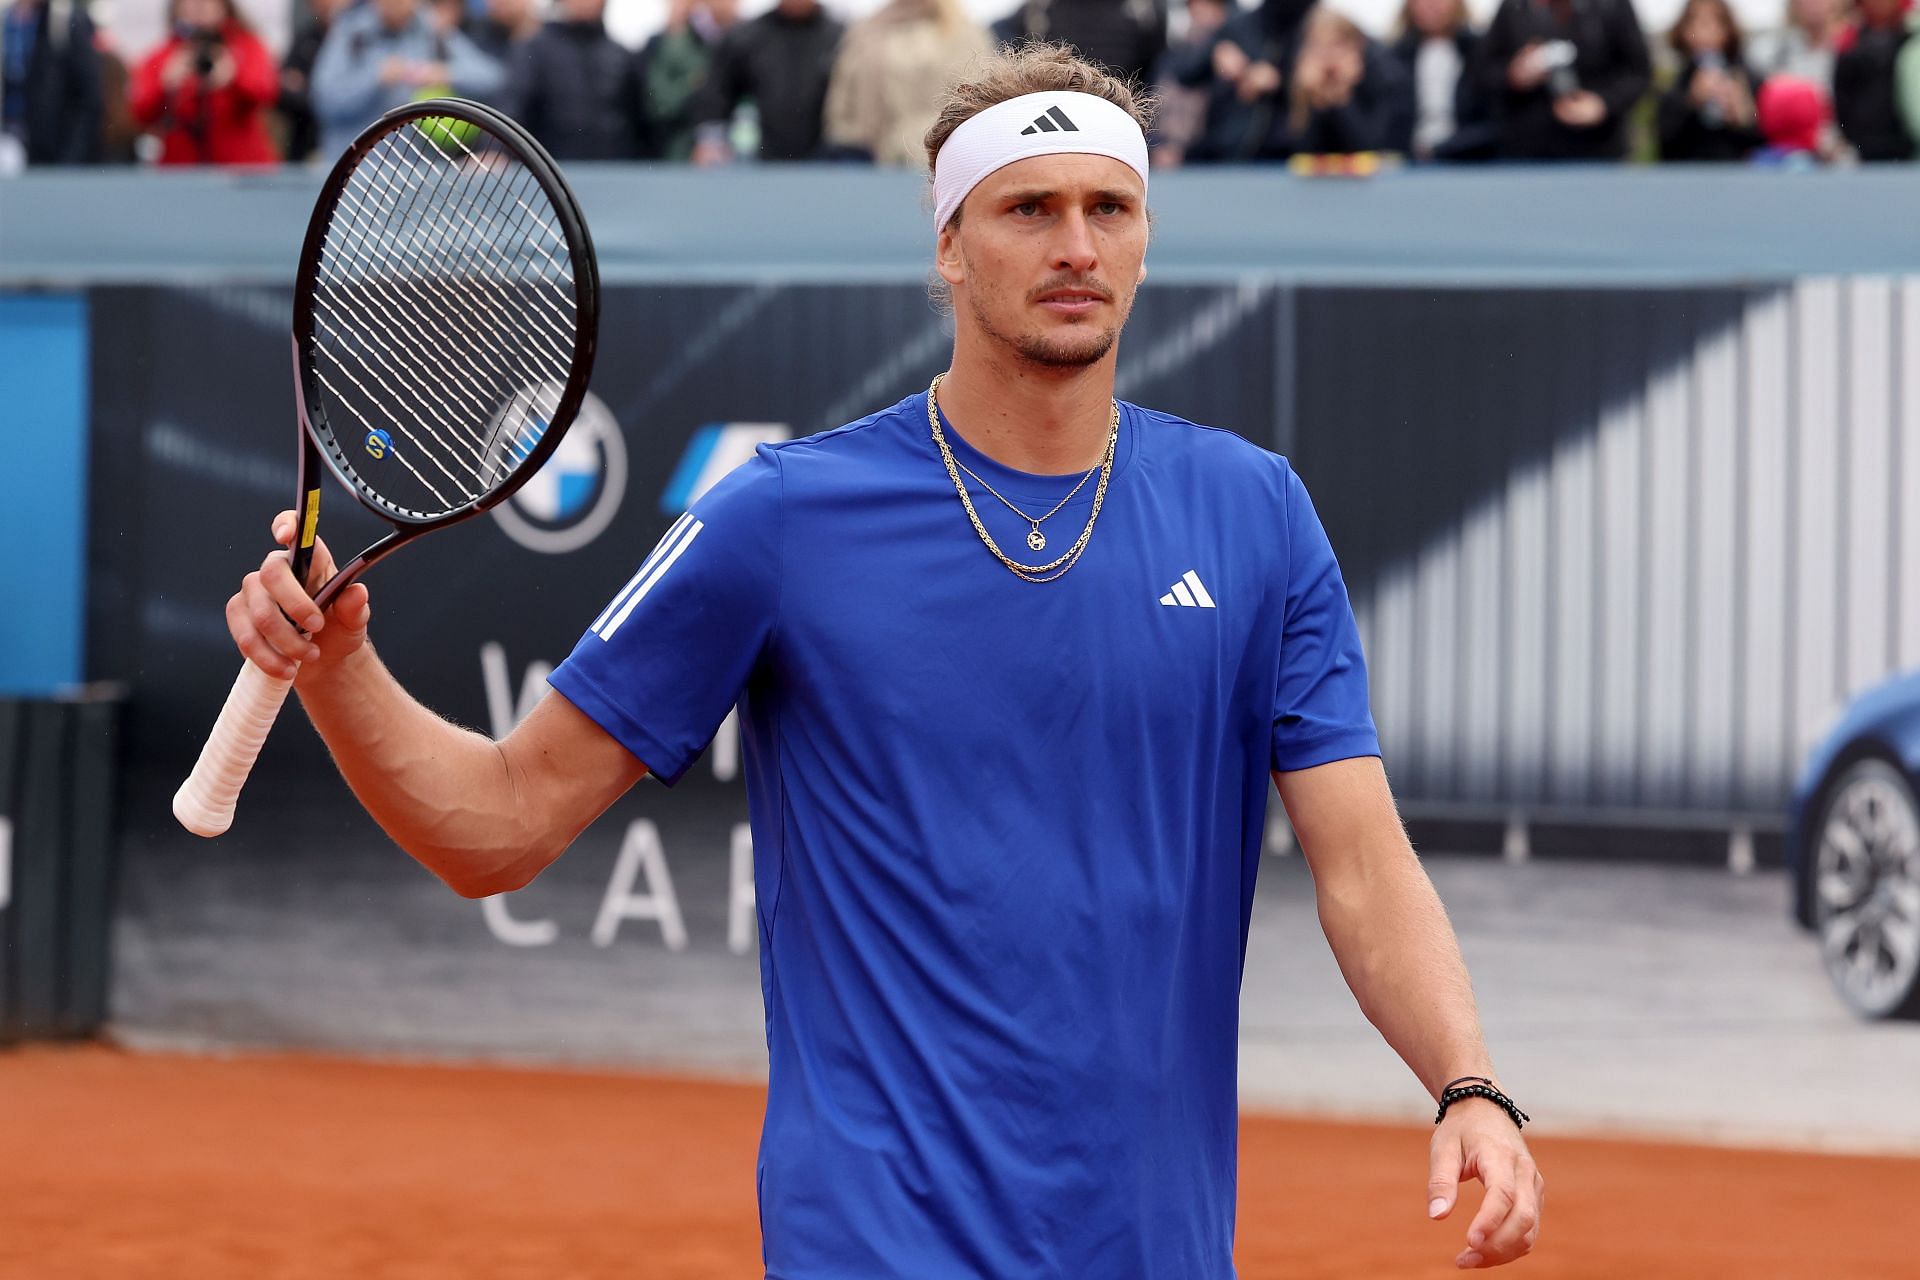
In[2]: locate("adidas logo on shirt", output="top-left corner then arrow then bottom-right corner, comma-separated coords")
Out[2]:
1158,571 -> 1216,609
1020,106 -> 1080,136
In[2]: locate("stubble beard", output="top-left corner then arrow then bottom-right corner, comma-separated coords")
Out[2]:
965,278 -> 1129,371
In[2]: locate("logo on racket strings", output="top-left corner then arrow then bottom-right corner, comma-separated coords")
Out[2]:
365,428 -> 393,460
492,387 -> 627,555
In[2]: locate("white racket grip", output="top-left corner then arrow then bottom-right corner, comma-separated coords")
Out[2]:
173,660 -> 297,837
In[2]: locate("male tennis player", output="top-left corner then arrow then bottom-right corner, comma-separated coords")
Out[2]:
230,43 -> 1542,1278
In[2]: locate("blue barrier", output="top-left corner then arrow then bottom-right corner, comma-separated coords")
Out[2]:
0,293 -> 88,695
6,165 -> 1920,286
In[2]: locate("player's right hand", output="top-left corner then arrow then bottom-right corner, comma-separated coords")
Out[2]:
226,511 -> 371,681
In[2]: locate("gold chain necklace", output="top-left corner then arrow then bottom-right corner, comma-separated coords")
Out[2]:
926,373 -> 1119,584
949,452 -> 1102,553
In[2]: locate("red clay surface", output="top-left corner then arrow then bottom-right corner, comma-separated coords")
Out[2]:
4,1044 -> 1915,1278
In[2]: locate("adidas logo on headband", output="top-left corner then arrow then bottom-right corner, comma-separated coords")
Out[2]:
1020,106 -> 1080,135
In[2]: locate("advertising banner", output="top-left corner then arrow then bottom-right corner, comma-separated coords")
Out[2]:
91,281 -> 1282,1060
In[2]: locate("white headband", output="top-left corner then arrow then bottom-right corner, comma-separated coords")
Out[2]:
931,91 -> 1149,234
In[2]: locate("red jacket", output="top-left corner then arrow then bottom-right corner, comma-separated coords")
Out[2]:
130,22 -> 281,165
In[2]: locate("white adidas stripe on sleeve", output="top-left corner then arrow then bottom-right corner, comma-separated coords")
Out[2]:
589,513 -> 693,636
596,519 -> 705,641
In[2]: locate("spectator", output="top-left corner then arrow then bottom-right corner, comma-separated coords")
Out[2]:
637,0 -> 738,160
1150,0 -> 1232,166
1389,0 -> 1495,160
1833,0 -> 1914,159
1658,0 -> 1761,160
95,27 -> 140,163
0,0 -> 102,167
1273,5 -> 1411,157
1751,71 -> 1833,161
1166,0 -> 1313,161
505,0 -> 647,159
1749,0 -> 1846,93
993,0 -> 1168,85
310,0 -> 504,160
1476,0 -> 1652,160
823,0 -> 991,167
280,0 -> 352,164
129,0 -> 281,165
465,0 -> 541,64
691,0 -> 843,163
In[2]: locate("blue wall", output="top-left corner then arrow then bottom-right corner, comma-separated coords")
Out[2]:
0,293 -> 88,694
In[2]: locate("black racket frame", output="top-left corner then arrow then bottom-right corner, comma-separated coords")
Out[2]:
288,97 -> 600,611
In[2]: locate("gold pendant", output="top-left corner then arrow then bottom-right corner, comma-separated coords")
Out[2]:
1027,527 -> 1047,552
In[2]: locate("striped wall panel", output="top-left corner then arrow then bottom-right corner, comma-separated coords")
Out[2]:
1309,280 -> 1920,817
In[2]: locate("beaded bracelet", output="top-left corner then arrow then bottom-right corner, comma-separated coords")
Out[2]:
1435,1081 -> 1531,1131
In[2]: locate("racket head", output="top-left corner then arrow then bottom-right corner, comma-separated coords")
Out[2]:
292,97 -> 601,534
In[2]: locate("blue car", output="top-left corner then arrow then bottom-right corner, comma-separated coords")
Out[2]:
1787,669 -> 1920,1020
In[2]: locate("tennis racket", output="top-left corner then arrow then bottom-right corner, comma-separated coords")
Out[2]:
173,98 -> 600,837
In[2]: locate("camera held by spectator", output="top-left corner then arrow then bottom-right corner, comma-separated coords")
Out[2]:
1478,0 -> 1649,159
1656,0 -> 1760,161
188,26 -> 220,81
130,0 -> 281,164
1535,37 -> 1577,97
167,0 -> 234,93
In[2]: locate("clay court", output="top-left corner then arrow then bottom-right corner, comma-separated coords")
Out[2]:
6,1043 -> 1916,1279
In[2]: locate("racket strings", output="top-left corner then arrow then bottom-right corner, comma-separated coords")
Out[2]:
311,205 -> 537,452
327,152 -> 563,439
309,117 -> 581,518
311,270 -> 507,455
315,189 -> 506,480
313,229 -> 551,460
313,234 -> 537,503
339,147 -> 573,469
309,323 -> 480,501
310,352 -> 466,508
409,124 -> 579,292
379,131 -> 578,349
359,138 -> 576,382
317,156 -> 534,413
308,296 -> 488,497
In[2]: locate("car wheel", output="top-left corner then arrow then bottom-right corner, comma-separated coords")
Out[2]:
1811,757 -> 1920,1020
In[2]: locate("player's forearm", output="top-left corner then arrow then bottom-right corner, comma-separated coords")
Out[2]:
296,644 -> 552,897
1315,845 -> 1497,1096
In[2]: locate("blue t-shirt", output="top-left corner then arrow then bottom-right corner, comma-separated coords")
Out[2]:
550,391 -> 1378,1279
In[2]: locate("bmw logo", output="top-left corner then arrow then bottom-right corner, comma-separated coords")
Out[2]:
491,388 -> 627,554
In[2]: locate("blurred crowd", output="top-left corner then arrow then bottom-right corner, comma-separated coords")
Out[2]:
2,0 -> 1916,171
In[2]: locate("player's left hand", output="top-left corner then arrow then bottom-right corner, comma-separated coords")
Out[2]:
1427,1099 -> 1542,1268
